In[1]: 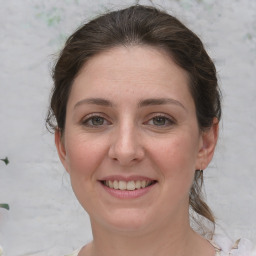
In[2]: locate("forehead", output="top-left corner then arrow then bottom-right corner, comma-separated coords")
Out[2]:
68,45 -> 192,107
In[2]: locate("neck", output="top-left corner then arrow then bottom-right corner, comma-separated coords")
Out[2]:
83,216 -> 213,256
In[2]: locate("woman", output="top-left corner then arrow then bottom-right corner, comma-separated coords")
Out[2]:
46,5 -> 254,256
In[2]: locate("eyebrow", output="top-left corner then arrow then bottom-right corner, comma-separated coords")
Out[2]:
74,97 -> 186,111
138,98 -> 186,111
74,98 -> 113,109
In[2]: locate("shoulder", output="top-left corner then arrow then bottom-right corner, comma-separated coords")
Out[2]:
64,248 -> 80,256
210,234 -> 256,256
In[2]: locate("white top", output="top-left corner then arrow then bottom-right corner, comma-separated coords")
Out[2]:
65,249 -> 80,256
209,234 -> 256,256
65,235 -> 256,256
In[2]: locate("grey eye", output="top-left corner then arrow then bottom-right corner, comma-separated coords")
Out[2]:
82,115 -> 107,127
91,116 -> 105,125
152,116 -> 168,126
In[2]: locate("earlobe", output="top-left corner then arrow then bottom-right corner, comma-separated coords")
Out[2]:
55,129 -> 69,172
197,118 -> 219,170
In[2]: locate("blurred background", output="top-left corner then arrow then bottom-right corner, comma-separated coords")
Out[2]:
0,0 -> 255,255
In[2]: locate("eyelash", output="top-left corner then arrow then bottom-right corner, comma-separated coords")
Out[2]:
82,114 -> 111,127
81,114 -> 176,128
144,114 -> 176,127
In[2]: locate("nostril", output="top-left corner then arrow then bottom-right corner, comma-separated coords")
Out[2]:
108,135 -> 145,166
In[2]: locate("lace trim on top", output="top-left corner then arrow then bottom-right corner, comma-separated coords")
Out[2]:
208,238 -> 241,256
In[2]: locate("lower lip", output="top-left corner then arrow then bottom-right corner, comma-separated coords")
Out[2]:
101,182 -> 156,199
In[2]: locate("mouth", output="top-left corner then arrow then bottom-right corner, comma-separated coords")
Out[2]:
100,180 -> 157,191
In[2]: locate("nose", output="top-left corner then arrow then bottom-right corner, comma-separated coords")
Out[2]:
108,123 -> 145,166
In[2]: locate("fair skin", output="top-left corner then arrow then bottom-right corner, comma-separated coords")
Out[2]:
55,46 -> 218,256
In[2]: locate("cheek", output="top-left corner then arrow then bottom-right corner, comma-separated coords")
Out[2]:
64,134 -> 108,209
148,134 -> 198,187
64,133 -> 107,177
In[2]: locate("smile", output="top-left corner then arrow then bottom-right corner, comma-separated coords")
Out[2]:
102,180 -> 156,191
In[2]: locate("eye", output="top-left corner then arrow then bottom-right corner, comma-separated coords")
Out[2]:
152,116 -> 168,126
82,115 -> 110,127
146,115 -> 175,127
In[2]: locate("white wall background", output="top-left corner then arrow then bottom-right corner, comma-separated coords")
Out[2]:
0,0 -> 255,255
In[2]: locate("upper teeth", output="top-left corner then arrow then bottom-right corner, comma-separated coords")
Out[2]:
104,180 -> 152,190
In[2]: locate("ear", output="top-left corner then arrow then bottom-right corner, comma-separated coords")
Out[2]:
196,118 -> 219,170
55,129 -> 70,173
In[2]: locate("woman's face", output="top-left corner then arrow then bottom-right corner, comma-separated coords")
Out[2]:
56,46 -> 216,234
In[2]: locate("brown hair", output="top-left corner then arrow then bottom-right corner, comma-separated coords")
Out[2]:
46,5 -> 221,234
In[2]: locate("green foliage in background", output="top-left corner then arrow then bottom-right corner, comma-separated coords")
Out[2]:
0,157 -> 10,210
0,157 -> 9,165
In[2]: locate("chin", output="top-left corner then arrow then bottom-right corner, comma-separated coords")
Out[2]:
92,208 -> 153,234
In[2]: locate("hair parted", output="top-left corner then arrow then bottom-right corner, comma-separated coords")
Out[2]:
46,4 -> 221,235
